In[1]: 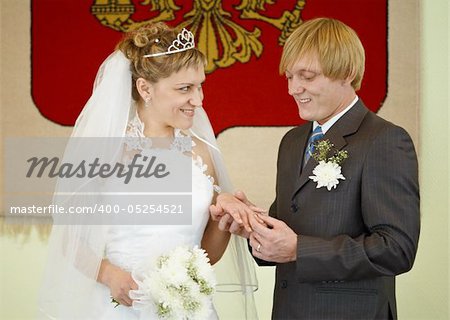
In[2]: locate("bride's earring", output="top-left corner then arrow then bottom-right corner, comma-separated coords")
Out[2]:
144,97 -> 151,108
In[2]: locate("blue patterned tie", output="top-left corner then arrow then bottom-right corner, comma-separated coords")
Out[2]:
304,126 -> 324,166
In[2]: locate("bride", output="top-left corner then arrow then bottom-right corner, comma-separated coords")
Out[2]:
38,22 -> 258,319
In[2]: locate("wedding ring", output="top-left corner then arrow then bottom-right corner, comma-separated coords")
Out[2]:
256,243 -> 261,252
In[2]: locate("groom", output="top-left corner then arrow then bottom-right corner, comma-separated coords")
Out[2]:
212,18 -> 420,319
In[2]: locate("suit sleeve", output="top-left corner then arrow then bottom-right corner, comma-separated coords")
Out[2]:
296,125 -> 420,282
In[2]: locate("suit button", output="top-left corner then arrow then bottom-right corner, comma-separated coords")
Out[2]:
281,280 -> 288,288
290,203 -> 298,213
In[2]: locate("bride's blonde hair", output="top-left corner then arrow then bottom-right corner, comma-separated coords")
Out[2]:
117,22 -> 206,101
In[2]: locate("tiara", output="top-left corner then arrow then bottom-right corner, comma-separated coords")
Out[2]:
144,28 -> 195,58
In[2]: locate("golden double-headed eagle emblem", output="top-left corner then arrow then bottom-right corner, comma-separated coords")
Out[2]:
91,0 -> 305,73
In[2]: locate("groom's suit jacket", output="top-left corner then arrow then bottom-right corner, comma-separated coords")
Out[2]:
262,99 -> 420,319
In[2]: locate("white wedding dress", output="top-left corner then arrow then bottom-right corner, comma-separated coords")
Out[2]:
39,52 -> 258,320
89,118 -> 219,319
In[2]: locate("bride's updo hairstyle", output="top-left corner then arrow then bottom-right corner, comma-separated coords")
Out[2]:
117,22 -> 206,101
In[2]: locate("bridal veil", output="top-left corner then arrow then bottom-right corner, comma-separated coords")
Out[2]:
38,51 -> 258,319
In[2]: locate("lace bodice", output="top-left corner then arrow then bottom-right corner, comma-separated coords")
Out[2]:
125,112 -> 220,192
105,113 -> 219,272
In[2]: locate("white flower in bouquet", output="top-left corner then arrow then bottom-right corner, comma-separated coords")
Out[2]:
130,246 -> 216,319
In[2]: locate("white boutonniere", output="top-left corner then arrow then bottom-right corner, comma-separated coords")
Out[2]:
308,140 -> 348,191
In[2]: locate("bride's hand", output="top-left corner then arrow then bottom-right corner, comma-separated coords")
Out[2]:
234,190 -> 267,215
217,213 -> 251,238
213,192 -> 266,233
98,260 -> 138,307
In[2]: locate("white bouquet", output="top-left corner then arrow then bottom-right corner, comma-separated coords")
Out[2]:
130,246 -> 216,319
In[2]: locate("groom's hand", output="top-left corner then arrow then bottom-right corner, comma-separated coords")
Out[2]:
249,214 -> 298,263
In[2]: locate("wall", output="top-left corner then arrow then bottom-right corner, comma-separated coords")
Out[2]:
0,0 -> 448,319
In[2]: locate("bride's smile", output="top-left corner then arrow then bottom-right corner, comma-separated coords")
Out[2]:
137,65 -> 206,137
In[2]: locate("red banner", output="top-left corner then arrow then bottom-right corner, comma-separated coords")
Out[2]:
32,0 -> 387,134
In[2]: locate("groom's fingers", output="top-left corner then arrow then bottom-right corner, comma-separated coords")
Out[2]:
249,233 -> 267,257
249,233 -> 260,252
255,213 -> 277,228
248,212 -> 265,228
250,216 -> 275,237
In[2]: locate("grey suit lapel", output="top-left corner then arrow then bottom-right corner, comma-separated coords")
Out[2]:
293,123 -> 313,178
292,100 -> 369,198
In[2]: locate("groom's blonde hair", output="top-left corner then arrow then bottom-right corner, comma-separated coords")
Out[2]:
279,18 -> 365,91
